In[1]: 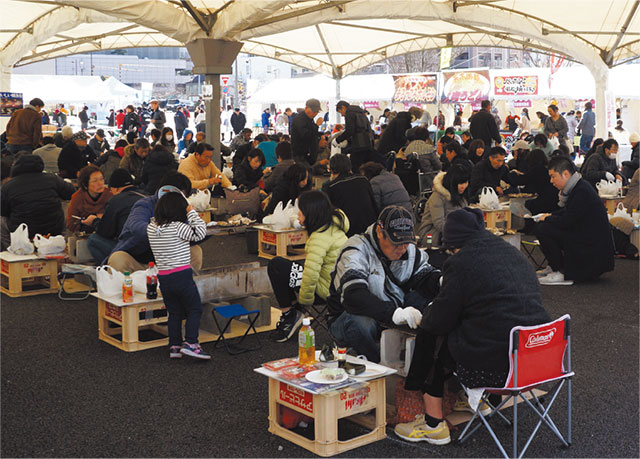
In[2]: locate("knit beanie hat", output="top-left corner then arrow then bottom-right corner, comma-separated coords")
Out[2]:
442,207 -> 486,249
108,168 -> 134,188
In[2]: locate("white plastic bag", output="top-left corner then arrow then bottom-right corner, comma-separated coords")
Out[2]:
263,199 -> 300,230
187,188 -> 211,211
596,179 -> 618,197
96,265 -> 125,298
478,187 -> 500,210
131,269 -> 160,294
7,223 -> 35,255
33,234 -> 66,256
612,202 -> 633,222
548,136 -> 560,149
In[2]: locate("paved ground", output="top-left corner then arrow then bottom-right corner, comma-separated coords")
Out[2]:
1,233 -> 638,458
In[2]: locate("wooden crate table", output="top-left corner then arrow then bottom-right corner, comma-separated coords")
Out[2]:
255,225 -> 308,261
255,355 -> 396,457
471,204 -> 512,230
601,196 -> 624,215
1,251 -> 59,297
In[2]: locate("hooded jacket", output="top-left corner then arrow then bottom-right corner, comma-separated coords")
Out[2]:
416,171 -> 467,245
6,104 -> 42,147
58,140 -> 95,179
322,174 -> 377,237
95,150 -> 123,183
177,129 -> 194,155
369,170 -> 413,214
141,148 -> 178,195
119,145 -> 146,180
1,154 -> 75,237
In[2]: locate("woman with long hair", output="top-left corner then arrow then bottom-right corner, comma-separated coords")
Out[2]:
467,139 -> 485,165
160,127 -> 176,154
264,163 -> 310,215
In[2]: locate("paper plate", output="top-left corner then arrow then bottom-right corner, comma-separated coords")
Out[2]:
351,367 -> 386,379
305,369 -> 348,384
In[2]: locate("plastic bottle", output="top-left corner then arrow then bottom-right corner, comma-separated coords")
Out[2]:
426,233 -> 433,247
298,318 -> 315,366
633,209 -> 640,224
146,262 -> 158,300
122,271 -> 133,303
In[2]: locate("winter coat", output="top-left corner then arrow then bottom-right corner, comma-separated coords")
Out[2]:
369,170 -> 412,214
122,111 -> 141,134
336,104 -> 373,153
577,109 -> 595,136
115,112 -> 125,129
141,148 -> 178,194
581,149 -> 620,187
469,158 -> 511,200
263,159 -> 295,193
376,112 -> 412,156
32,143 -> 61,174
404,140 -> 441,174
178,153 -> 231,190
470,109 -> 502,149
95,150 -> 122,184
107,112 -> 115,126
421,230 -> 550,373
79,109 -> 89,127
622,142 -> 639,179
537,177 -> 614,281
95,186 -> 146,241
230,112 -> 246,134
623,169 -> 639,211
232,159 -> 263,190
508,165 -> 559,215
177,129 -> 194,155
416,171 -> 467,246
298,212 -> 349,306
89,137 -> 110,155
5,104 -> 42,148
119,145 -> 146,180
108,195 -> 158,264
544,115 -> 569,141
261,111 -> 271,128
290,112 -> 319,165
174,110 -> 188,134
150,108 -> 166,131
58,141 -> 95,179
67,188 -> 113,233
1,154 -> 75,237
322,174 -> 377,237
258,141 -> 278,168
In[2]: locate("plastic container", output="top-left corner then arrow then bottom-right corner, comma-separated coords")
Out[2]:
146,262 -> 158,299
122,271 -> 133,303
298,318 -> 315,366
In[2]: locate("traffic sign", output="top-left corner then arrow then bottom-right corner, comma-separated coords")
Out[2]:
221,76 -> 230,86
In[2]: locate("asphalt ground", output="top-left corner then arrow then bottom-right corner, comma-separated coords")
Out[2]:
1,233 -> 638,458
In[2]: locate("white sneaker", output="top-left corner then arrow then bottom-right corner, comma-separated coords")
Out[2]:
536,266 -> 553,277
539,271 -> 574,285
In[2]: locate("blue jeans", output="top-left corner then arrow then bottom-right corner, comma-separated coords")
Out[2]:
329,312 -> 381,362
580,135 -> 593,155
158,268 -> 202,346
87,233 -> 117,264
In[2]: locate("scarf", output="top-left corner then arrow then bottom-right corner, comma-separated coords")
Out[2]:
558,172 -> 581,207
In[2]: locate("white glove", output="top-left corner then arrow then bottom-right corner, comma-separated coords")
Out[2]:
605,172 -> 615,181
331,138 -> 340,149
338,140 -> 348,148
392,307 -> 423,329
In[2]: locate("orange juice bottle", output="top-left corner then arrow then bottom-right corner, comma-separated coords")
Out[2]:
298,318 -> 315,366
122,271 -> 133,303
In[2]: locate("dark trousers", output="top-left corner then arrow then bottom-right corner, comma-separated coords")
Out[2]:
533,222 -> 566,272
267,257 -> 304,308
158,268 -> 202,346
405,328 -> 455,397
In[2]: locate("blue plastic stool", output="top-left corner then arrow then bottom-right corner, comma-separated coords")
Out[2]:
212,304 -> 261,355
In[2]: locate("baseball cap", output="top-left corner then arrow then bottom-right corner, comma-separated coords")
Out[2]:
513,140 -> 530,151
378,206 -> 416,245
305,98 -> 321,113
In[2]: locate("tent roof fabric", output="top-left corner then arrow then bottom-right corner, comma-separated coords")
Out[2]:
1,0 -> 639,79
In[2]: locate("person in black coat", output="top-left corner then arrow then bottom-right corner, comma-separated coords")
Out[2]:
1,154 -> 75,239
174,107 -> 189,140
89,129 -> 110,155
58,131 -> 96,179
469,146 -> 511,200
232,149 -> 265,191
376,107 -> 423,156
230,108 -> 246,135
442,140 -> 473,173
621,135 -> 638,179
79,106 -> 90,130
580,138 -> 623,187
397,208 -> 550,444
264,163 -> 310,216
508,149 -> 559,215
534,156 -> 614,285
334,100 -> 374,173
322,154 -> 377,237
140,144 -> 178,194
121,105 -> 141,135
290,98 -> 322,167
470,100 -> 502,149
106,109 -> 115,127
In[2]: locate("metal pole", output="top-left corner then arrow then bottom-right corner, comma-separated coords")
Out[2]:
234,58 -> 239,108
204,73 -> 222,168
435,71 -> 442,141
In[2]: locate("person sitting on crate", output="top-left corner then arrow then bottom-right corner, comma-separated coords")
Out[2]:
267,191 -> 349,343
326,205 -> 442,363
178,142 -> 231,192
66,165 -> 113,234
469,146 -> 511,201
394,208 -> 550,446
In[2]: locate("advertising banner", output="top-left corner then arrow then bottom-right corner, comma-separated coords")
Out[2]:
441,70 -> 490,103
513,100 -> 532,108
362,101 -> 380,109
0,92 -> 23,117
392,74 -> 438,104
494,76 -> 538,96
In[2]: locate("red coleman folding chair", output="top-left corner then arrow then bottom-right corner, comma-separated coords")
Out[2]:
458,314 -> 574,458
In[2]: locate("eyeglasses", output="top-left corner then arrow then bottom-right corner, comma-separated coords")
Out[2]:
89,177 -> 105,184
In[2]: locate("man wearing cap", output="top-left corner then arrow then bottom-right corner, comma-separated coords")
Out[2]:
290,98 -> 324,167
149,100 -> 166,131
507,139 -> 531,172
394,208 -> 549,445
5,97 -> 45,155
57,131 -> 96,179
89,129 -> 110,155
327,205 -> 442,363
87,169 -> 146,263
622,132 -> 639,179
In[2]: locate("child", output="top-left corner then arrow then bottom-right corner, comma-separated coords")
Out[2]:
147,189 -> 209,359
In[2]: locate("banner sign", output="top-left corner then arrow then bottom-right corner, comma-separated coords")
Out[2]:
513,99 -> 532,108
441,70 -> 490,103
0,92 -> 23,117
392,74 -> 438,103
494,76 -> 538,96
362,101 -> 380,109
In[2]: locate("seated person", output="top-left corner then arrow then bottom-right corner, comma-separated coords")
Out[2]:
264,164 -> 310,216
416,164 -> 469,246
95,144 -> 125,184
229,128 -> 253,152
1,154 -> 75,248
468,139 -> 485,165
534,156 -> 614,285
267,190 -> 349,342
257,135 -> 278,168
528,133 -> 555,159
436,127 -> 456,156
394,208 -> 550,446
106,171 -> 203,272
327,205 -> 442,362
232,148 -> 266,191
119,138 -> 150,180
621,132 -> 638,180
53,125 -> 73,148
141,144 -> 178,195
508,149 -> 559,216
185,131 -> 206,156
469,146 -> 511,200
507,140 -> 530,172
263,142 -> 295,193
177,129 -> 194,157
404,127 -> 440,174
33,136 -> 61,175
89,129 -> 110,155
159,127 -> 176,154
58,131 -> 96,179
178,143 -> 231,191
360,161 -> 412,214
442,140 -> 472,173
87,169 -> 145,263
149,128 -> 162,147
322,154 -> 377,237
232,133 -> 261,171
460,130 -> 472,151
610,168 -> 640,259
67,165 -> 113,233
581,138 -> 624,188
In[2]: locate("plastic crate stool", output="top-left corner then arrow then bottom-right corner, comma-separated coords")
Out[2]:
520,239 -> 547,271
58,263 -> 97,300
458,315 -> 573,459
212,303 -> 261,355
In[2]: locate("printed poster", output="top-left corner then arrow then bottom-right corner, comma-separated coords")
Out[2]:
441,70 -> 490,103
0,92 -> 23,117
392,74 -> 438,104
494,76 -> 538,96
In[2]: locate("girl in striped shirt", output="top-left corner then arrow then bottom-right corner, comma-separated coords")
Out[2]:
147,189 -> 209,360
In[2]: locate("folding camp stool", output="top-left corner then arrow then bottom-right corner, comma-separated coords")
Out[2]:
58,263 -> 96,300
458,315 -> 574,459
520,239 -> 547,271
301,298 -> 329,331
212,304 -> 261,355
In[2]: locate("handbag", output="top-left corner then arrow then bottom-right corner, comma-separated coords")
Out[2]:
224,187 -> 261,217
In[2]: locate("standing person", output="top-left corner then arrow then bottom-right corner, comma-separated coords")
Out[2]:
221,105 -> 234,141
115,109 -> 125,130
453,111 -> 463,128
174,107 -> 188,141
5,97 -> 44,155
261,108 -> 271,134
290,98 -> 323,167
41,109 -> 50,126
504,111 -> 520,132
138,106 -> 150,137
79,106 -> 90,130
148,100 -> 166,132
470,100 -> 502,149
544,105 -> 569,148
122,105 -> 141,135
334,100 -> 374,173
565,110 -> 579,149
230,107 -> 246,135
577,101 -> 595,155
147,190 -> 210,360
517,107 -> 531,133
57,104 -> 68,127
376,106 -> 423,157
106,109 -> 115,127
267,190 -> 349,342
195,108 -> 206,133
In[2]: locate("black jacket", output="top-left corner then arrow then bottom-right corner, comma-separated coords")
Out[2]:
622,142 -> 639,179
58,140 -> 96,178
376,112 -> 412,156
323,174 -> 377,237
107,112 -> 115,126
89,137 -> 110,155
174,111 -> 188,133
290,112 -> 319,165
470,109 -> 502,148
151,108 -> 166,131
264,177 -> 310,216
1,154 -> 75,237
79,110 -> 89,124
336,105 -> 373,153
581,149 -> 620,187
469,158 -> 511,199
508,165 -> 559,215
95,186 -> 146,241
421,230 -> 550,372
140,148 -> 178,195
122,111 -> 141,134
230,112 -> 246,134
233,159 -> 263,190
536,178 -> 614,281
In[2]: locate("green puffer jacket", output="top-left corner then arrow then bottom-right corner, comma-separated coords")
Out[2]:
298,211 -> 349,305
